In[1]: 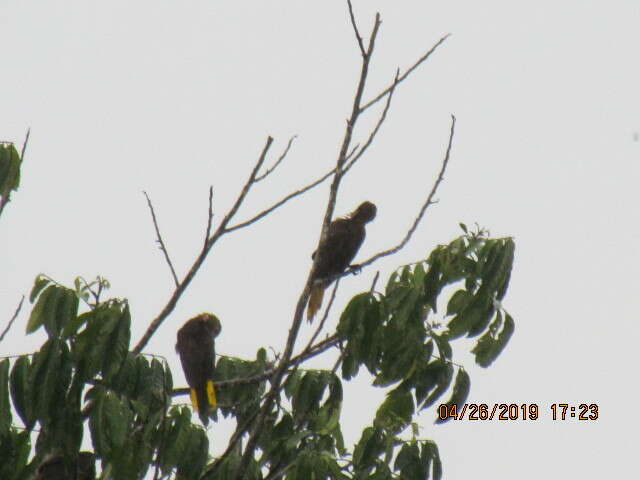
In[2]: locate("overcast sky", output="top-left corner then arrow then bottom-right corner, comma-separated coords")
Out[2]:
1,1 -> 638,478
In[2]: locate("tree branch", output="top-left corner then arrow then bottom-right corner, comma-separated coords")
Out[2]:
303,279 -> 340,353
143,191 -> 180,288
234,12 -> 383,480
172,334 -> 340,397
255,135 -> 297,182
204,186 -> 214,246
360,34 -> 450,113
346,0 -> 366,57
226,145 -> 361,234
0,296 -> 24,344
354,114 -> 456,269
132,137 -> 273,354
342,68 -> 400,176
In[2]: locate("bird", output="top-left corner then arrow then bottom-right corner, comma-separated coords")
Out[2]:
307,201 -> 377,321
175,313 -> 222,426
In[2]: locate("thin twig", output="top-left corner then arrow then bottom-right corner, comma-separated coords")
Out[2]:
303,279 -> 340,354
226,168 -> 332,232
255,135 -> 297,182
342,69 -> 400,176
347,0 -> 366,56
20,128 -> 30,161
360,34 -> 451,113
355,114 -> 456,269
226,144 -> 362,234
143,191 -> 180,288
369,271 -> 380,294
0,296 -> 24,344
133,137 -> 273,354
204,186 -> 214,245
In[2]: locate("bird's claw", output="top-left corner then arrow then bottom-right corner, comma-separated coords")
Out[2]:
350,264 -> 362,275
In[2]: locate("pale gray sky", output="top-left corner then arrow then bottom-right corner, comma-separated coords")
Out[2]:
1,1 -> 638,478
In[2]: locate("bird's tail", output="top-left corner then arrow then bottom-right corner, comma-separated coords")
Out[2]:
190,380 -> 217,425
307,284 -> 325,322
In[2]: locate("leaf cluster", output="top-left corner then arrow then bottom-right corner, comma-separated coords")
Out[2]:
0,227 -> 516,480
0,276 -> 207,480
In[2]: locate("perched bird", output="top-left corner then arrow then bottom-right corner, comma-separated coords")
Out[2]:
175,313 -> 222,425
307,201 -> 377,321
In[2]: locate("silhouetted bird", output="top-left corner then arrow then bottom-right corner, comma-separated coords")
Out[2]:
176,313 -> 221,425
307,201 -> 377,320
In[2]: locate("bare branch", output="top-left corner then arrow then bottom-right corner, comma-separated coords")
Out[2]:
132,137 -> 273,354
226,171 -> 330,233
226,143 -> 361,234
369,271 -> 380,294
303,279 -> 340,354
360,34 -> 451,113
234,14 -> 384,480
20,128 -> 30,162
255,135 -> 297,182
0,296 -> 24,344
204,186 -> 214,244
143,191 -> 180,288
220,137 -> 274,227
356,114 -> 456,269
346,0 -> 366,56
342,69 -> 400,176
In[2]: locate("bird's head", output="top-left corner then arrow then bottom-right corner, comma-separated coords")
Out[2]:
352,201 -> 377,223
197,313 -> 222,338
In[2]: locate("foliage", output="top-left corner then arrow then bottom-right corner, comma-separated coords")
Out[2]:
0,141 -> 24,217
0,227 -> 515,479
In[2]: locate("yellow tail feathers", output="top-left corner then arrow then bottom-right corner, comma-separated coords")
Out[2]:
206,380 -> 217,408
189,388 -> 199,411
307,284 -> 325,321
189,380 -> 217,414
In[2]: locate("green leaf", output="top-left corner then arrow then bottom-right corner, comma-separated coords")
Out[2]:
101,305 -> 131,381
62,310 -> 92,340
435,369 -> 471,424
48,287 -> 79,339
395,443 -> 424,480
353,427 -> 386,472
25,285 -> 78,338
445,289 -> 472,316
9,356 -> 33,429
413,359 -> 442,407
25,285 -> 55,334
374,390 -> 414,434
0,143 -> 22,197
29,338 -> 71,423
0,429 -> 31,479
431,333 -> 452,360
29,275 -> 51,303
0,359 -> 11,435
73,304 -> 124,382
90,389 -> 133,459
421,440 -> 442,480
421,362 -> 454,410
472,313 -> 515,367
176,425 -> 209,480
284,369 -> 303,400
